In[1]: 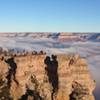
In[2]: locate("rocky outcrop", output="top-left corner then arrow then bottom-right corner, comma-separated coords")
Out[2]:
0,54 -> 95,100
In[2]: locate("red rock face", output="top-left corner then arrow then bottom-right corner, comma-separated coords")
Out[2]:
58,35 -> 81,42
0,54 -> 95,100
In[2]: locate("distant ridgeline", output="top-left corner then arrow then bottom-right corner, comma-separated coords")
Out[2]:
0,47 -> 46,56
0,52 -> 95,100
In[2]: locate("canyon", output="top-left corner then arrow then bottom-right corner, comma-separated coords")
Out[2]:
0,53 -> 95,100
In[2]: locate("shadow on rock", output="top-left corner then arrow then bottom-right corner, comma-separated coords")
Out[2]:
5,57 -> 18,87
20,89 -> 43,100
44,55 -> 58,99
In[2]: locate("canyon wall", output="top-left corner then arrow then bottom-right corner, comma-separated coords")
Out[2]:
0,54 -> 95,100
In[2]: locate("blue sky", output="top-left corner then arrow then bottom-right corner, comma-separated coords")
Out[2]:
0,0 -> 100,32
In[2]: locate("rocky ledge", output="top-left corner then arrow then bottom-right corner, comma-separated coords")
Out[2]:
0,54 -> 95,100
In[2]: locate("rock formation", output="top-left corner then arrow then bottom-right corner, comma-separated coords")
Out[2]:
0,54 -> 95,100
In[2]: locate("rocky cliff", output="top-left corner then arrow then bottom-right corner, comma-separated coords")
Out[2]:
0,54 -> 95,100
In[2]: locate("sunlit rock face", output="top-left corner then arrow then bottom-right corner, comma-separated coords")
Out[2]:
0,54 -> 95,100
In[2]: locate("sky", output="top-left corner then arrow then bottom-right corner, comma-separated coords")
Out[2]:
0,0 -> 100,32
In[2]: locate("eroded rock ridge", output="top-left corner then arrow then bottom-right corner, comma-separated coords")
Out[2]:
0,54 -> 95,100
